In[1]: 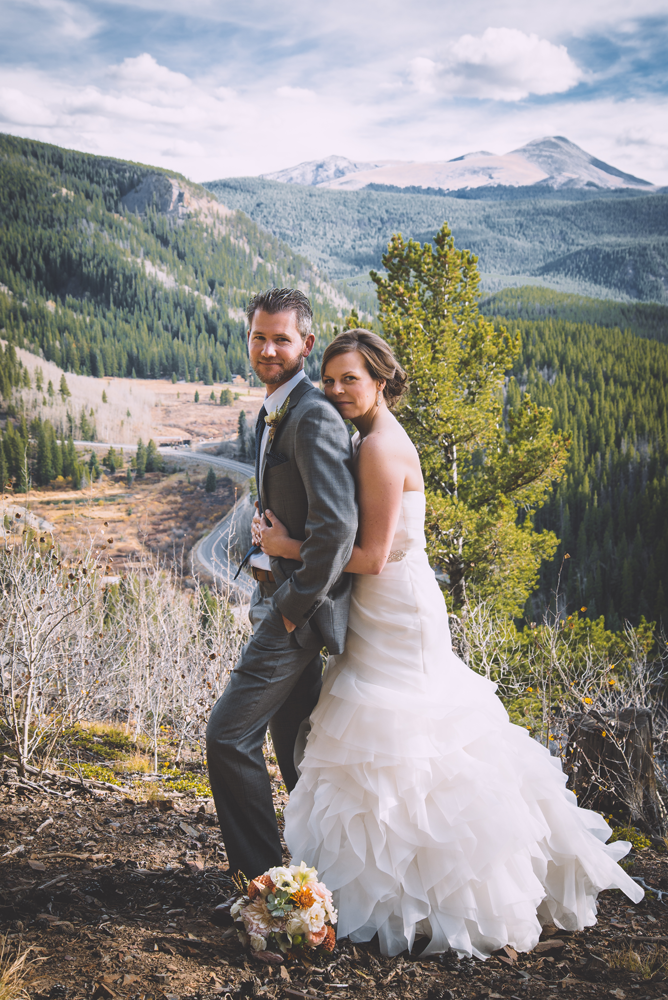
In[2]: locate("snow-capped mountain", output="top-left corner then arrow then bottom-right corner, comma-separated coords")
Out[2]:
261,154 -> 398,186
262,138 -> 654,192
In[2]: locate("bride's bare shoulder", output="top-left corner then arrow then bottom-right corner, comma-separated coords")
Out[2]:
357,414 -> 419,468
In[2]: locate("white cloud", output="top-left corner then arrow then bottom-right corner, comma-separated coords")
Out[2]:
409,57 -> 438,95
0,87 -> 56,126
275,86 -> 317,102
0,30 -> 665,186
444,28 -> 584,101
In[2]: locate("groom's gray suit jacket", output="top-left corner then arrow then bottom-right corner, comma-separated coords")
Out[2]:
259,376 -> 357,654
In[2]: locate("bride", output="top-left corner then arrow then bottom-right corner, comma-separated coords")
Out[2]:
252,327 -> 643,959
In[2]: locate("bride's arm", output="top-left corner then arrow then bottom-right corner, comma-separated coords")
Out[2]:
342,433 -> 404,575
257,435 -> 405,575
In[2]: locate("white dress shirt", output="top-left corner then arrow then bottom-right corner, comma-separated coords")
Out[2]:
250,367 -> 307,571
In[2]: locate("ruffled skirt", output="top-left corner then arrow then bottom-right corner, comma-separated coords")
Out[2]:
284,549 -> 642,958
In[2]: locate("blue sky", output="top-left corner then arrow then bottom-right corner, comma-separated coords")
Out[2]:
0,0 -> 666,183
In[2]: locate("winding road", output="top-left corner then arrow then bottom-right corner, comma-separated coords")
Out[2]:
77,440 -> 256,600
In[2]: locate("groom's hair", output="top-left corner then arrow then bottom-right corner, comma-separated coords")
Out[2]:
246,288 -> 313,339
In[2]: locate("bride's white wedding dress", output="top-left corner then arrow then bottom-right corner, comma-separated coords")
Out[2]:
284,492 -> 643,958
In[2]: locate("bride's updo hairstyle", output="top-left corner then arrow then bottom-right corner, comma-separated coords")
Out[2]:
321,329 -> 408,409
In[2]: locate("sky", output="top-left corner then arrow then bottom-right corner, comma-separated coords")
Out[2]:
0,0 -> 666,184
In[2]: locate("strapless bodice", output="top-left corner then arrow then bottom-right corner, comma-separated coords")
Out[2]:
389,491 -> 427,555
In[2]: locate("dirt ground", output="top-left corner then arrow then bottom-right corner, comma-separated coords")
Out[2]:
1,756 -> 667,1000
15,467 -> 238,579
131,379 -> 264,445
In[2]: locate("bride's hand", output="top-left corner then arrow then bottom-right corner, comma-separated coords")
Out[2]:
259,509 -> 291,557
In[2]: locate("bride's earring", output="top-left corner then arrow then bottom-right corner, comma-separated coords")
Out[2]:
376,388 -> 382,406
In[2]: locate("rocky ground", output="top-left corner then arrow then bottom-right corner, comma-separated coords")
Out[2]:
2,751 -> 668,1000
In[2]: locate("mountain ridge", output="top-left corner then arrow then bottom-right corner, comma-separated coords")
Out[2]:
204,175 -> 668,303
253,137 -> 655,194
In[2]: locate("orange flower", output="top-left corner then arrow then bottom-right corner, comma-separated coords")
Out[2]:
290,887 -> 316,909
322,925 -> 336,952
248,874 -> 275,900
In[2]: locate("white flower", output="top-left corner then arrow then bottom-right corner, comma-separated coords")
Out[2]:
304,901 -> 327,933
230,898 -> 244,919
311,881 -> 337,924
287,902 -> 327,939
267,866 -> 299,892
250,934 -> 267,953
286,911 -> 310,938
289,861 -> 318,887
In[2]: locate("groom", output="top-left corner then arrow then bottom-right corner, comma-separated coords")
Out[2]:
206,287 -> 357,882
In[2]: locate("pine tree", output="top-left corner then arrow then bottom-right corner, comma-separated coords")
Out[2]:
0,442 -> 7,493
344,308 -> 360,330
103,446 -> 118,474
59,374 -> 71,400
135,438 -> 147,478
16,444 -> 29,493
145,439 -> 163,473
36,422 -> 54,485
372,223 -> 569,615
194,390 -> 200,403
205,467 -> 216,493
88,451 -> 101,481
237,410 -> 252,460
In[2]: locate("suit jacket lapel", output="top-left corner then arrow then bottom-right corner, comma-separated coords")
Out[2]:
258,376 -> 316,506
254,407 -> 266,510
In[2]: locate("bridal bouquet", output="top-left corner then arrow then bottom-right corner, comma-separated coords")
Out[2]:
231,862 -> 337,959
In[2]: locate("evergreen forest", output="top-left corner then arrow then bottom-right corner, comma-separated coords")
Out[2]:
205,175 -> 668,303
0,134 -> 361,384
486,290 -> 668,629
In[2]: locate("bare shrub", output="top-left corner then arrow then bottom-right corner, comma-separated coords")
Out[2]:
0,531 -> 248,776
454,580 -> 668,833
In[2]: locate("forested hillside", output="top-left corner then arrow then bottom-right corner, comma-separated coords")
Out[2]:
0,135 -> 360,382
496,311 -> 668,628
205,176 -> 668,303
481,286 -> 668,343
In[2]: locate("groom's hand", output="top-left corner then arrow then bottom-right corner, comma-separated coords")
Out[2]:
282,615 -> 297,633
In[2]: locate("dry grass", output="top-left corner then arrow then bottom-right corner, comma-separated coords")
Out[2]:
609,944 -> 668,979
76,720 -> 130,740
12,344 -> 156,443
0,944 -> 41,1000
115,753 -> 153,773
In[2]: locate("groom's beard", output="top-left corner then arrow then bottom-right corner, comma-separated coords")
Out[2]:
251,351 -> 305,386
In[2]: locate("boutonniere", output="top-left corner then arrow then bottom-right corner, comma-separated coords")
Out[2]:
265,396 -> 290,444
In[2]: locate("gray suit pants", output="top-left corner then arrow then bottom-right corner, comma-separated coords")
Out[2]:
206,585 -> 323,879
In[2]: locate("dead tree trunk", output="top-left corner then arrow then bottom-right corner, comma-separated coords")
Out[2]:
565,708 -> 666,837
